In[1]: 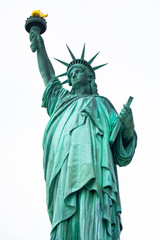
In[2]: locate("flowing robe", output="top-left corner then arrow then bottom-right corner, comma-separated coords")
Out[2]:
41,77 -> 137,240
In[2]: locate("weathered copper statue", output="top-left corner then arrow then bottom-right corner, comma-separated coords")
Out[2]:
26,12 -> 137,240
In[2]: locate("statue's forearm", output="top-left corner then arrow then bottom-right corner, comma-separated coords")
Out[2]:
37,44 -> 55,86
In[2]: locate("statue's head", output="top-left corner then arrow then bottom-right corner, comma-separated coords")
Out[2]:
54,44 -> 107,94
68,65 -> 98,94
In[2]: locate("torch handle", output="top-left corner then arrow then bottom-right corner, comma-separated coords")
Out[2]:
30,26 -> 41,52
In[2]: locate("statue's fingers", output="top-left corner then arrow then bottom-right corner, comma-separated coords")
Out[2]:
30,30 -> 39,38
121,107 -> 130,118
30,43 -> 37,52
120,108 -> 127,116
121,113 -> 127,119
118,115 -> 125,124
32,30 -> 40,39
120,108 -> 126,113
32,31 -> 38,36
30,30 -> 35,35
29,31 -> 36,40
123,104 -> 131,112
119,112 -> 126,120
29,34 -> 34,41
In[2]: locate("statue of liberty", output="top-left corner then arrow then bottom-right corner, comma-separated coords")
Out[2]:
29,27 -> 137,240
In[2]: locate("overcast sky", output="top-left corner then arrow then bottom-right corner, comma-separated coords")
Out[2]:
1,0 -> 160,239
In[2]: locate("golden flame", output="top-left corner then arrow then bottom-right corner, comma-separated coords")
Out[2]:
31,10 -> 48,18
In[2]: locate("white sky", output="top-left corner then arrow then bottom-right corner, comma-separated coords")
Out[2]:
0,0 -> 160,239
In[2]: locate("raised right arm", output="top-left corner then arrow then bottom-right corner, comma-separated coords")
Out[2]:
30,27 -> 55,86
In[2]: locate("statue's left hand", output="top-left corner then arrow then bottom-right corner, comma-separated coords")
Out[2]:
29,28 -> 44,53
119,104 -> 135,140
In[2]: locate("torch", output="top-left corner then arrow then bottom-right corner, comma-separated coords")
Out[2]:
25,10 -> 48,52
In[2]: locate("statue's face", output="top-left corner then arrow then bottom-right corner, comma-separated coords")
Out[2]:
69,67 -> 89,89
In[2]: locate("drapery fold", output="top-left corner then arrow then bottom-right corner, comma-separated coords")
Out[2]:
41,77 -> 137,239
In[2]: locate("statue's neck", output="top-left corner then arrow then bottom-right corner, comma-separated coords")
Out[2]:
72,84 -> 92,95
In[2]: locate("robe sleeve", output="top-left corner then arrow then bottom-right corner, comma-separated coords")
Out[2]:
105,98 -> 137,167
112,128 -> 137,167
41,77 -> 69,116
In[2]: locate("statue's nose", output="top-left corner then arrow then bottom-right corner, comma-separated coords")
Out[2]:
72,72 -> 76,77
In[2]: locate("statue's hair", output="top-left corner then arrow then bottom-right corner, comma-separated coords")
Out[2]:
89,77 -> 98,94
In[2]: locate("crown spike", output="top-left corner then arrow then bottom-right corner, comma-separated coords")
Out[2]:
61,79 -> 69,85
54,58 -> 69,67
92,63 -> 108,71
81,43 -> 85,60
66,44 -> 76,60
56,72 -> 67,78
88,52 -> 100,64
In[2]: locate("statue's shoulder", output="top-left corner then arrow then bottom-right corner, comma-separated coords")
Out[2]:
96,95 -> 117,112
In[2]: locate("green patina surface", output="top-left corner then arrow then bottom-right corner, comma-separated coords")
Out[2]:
28,25 -> 137,239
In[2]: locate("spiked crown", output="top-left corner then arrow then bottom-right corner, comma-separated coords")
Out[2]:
54,44 -> 108,85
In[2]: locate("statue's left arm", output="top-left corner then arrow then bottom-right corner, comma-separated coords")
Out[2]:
112,104 -> 137,166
